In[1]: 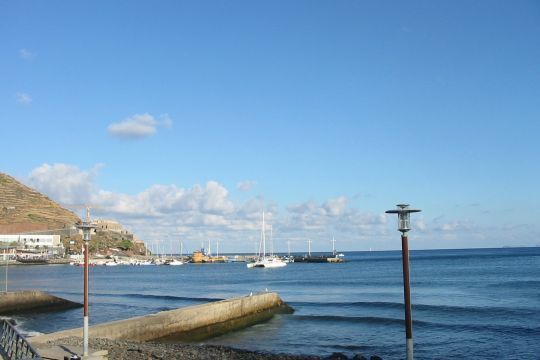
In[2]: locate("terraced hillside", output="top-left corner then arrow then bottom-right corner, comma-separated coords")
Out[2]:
0,172 -> 81,234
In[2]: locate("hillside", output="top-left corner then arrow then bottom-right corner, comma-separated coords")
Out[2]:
0,172 -> 147,256
0,172 -> 81,234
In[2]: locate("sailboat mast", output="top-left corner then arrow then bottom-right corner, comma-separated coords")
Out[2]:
262,211 -> 266,258
270,224 -> 273,256
288,240 -> 290,257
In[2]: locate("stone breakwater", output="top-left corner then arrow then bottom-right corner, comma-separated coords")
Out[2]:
28,292 -> 383,360
0,290 -> 81,314
31,292 -> 292,344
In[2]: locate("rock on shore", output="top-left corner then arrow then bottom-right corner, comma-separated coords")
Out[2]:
46,337 -> 381,360
48,337 -> 319,359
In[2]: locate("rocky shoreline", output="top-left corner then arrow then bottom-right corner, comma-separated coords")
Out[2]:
47,337 -> 382,360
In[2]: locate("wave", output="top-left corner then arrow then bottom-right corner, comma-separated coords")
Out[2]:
344,248 -> 540,263
294,314 -> 405,326
57,291 -> 222,303
115,293 -> 223,302
486,280 -> 540,288
289,300 -> 537,317
293,314 -> 540,336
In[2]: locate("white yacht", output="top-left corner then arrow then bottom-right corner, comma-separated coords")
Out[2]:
247,211 -> 287,269
168,259 -> 184,266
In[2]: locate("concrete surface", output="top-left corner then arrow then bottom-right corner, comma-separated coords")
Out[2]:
30,292 -> 289,345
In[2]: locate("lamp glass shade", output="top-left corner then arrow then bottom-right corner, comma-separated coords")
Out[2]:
398,212 -> 411,232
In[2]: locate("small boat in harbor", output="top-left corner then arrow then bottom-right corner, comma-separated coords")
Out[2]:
16,257 -> 48,264
247,211 -> 287,269
251,256 -> 287,268
167,259 -> 184,266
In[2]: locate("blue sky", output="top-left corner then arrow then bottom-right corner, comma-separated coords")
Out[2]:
1,1 -> 539,252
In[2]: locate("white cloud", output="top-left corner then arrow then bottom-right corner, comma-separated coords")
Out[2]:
16,93 -> 32,105
28,164 -> 530,251
438,221 -> 472,232
323,196 -> 348,216
28,163 -> 101,205
415,219 -> 427,231
93,181 -> 234,218
107,113 -> 172,138
26,164 -> 390,251
236,180 -> 256,192
19,48 -> 33,60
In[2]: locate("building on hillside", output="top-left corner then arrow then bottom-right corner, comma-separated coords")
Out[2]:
94,219 -> 134,238
132,235 -> 144,245
0,234 -> 64,257
26,227 -> 80,237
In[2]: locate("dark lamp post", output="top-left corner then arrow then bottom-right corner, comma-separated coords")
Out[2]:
386,204 -> 421,360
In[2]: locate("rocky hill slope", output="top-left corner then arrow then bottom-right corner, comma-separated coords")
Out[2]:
0,172 -> 146,256
0,173 -> 80,234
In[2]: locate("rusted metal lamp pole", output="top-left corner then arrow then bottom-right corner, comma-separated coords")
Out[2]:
76,208 -> 96,357
386,204 -> 421,360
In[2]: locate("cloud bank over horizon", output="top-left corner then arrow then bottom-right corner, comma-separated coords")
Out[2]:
24,163 -> 531,252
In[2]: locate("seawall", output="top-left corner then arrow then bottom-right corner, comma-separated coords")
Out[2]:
30,292 -> 291,345
0,290 -> 81,314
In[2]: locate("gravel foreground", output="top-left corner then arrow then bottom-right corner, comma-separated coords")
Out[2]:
48,337 -> 382,360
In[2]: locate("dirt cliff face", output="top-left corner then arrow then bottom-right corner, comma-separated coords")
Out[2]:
0,173 -> 81,234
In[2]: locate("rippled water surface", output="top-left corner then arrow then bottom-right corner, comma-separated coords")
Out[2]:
6,247 -> 540,359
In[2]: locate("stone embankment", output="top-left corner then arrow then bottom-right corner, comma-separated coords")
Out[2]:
26,292 -> 382,360
0,290 -> 81,314
31,292 -> 291,351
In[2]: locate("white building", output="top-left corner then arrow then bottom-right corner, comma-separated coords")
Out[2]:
0,234 -> 63,249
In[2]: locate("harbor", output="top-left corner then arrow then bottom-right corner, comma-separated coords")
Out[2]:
1,248 -> 538,359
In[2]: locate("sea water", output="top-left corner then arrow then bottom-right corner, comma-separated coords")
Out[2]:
6,247 -> 540,359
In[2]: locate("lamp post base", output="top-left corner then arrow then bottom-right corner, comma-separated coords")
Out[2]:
83,315 -> 89,356
406,338 -> 413,360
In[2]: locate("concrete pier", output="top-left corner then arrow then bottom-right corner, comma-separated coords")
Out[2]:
30,292 -> 291,346
0,290 -> 81,314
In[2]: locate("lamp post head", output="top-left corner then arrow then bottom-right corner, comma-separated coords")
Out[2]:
76,221 -> 97,242
385,204 -> 421,233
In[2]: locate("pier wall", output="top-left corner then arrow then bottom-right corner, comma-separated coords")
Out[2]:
30,292 -> 289,344
0,291 -> 81,314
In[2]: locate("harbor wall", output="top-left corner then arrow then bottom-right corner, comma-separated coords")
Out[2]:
30,292 -> 290,344
0,290 -> 81,314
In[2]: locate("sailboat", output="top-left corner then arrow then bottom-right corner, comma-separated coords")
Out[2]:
168,238 -> 184,265
247,212 -> 287,269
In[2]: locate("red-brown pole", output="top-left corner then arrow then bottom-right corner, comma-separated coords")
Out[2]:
83,240 -> 89,356
84,241 -> 89,317
401,233 -> 413,359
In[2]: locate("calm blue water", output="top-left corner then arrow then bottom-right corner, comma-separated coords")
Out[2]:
5,247 -> 540,359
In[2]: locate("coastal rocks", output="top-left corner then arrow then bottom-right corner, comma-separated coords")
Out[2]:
351,355 -> 368,360
325,352 -> 349,359
47,337 -> 322,360
43,337 -> 383,360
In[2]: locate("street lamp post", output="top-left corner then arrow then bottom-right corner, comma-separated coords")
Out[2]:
76,209 -> 96,357
386,204 -> 421,360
